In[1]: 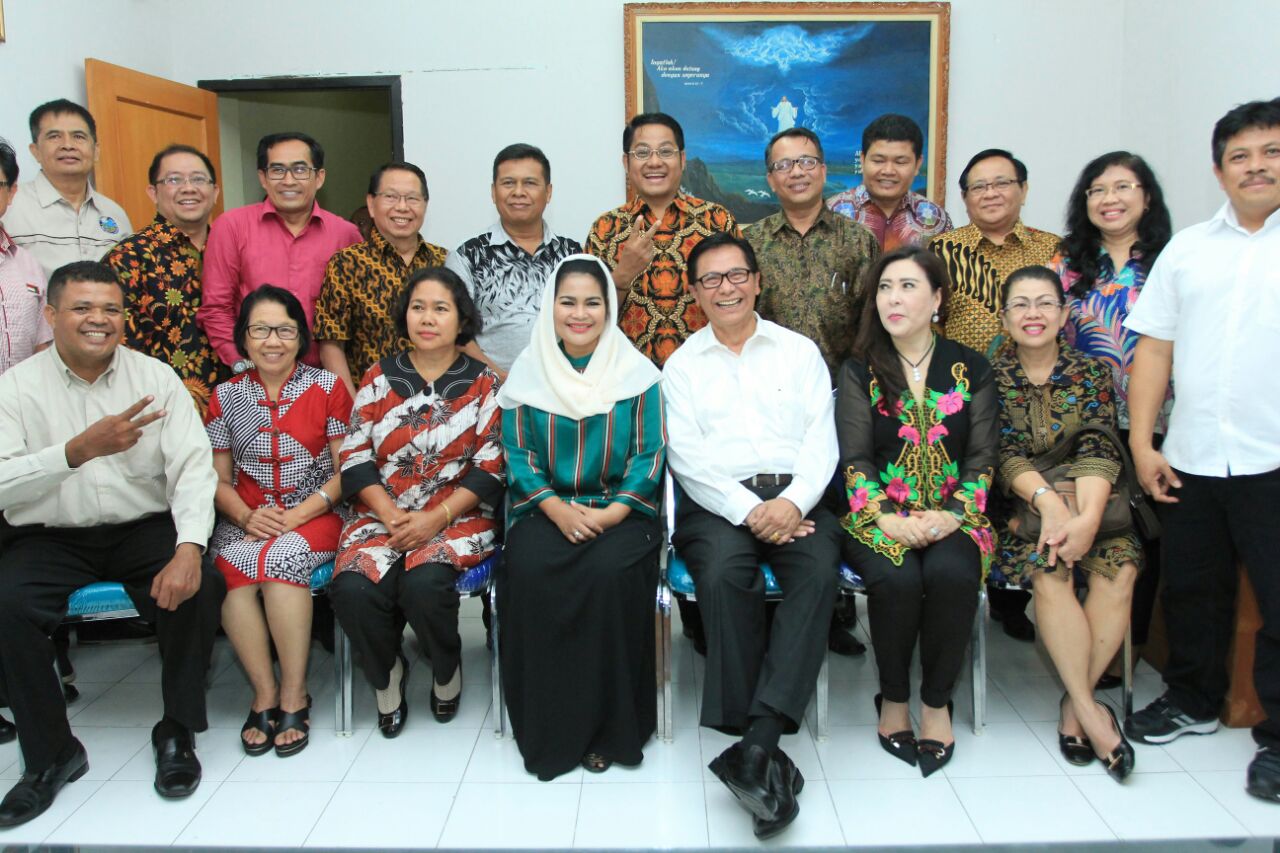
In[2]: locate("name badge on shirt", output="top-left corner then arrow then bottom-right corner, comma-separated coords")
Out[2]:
99,216 -> 121,235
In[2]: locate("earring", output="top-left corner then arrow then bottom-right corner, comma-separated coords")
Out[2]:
932,311 -> 940,323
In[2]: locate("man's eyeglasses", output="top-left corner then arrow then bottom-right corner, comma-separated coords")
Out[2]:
246,324 -> 300,340
628,145 -> 681,161
155,174 -> 214,188
694,268 -> 753,289
1084,181 -> 1143,200
1003,298 -> 1064,315
263,163 -> 317,181
372,191 -> 426,208
767,156 -> 823,173
965,178 -> 1021,196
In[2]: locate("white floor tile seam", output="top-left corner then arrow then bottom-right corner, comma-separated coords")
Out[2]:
947,771 -> 1113,845
1062,768 -> 1247,841
47,776 -> 226,847
299,774 -> 357,848
1185,767 -> 1271,838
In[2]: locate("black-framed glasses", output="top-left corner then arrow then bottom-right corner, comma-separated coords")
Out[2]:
965,178 -> 1021,196
767,156 -> 823,173
628,145 -> 681,161
156,174 -> 214,188
246,324 -> 300,340
694,268 -> 753,289
264,163 -> 317,181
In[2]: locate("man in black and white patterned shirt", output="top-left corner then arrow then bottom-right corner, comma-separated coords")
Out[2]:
446,144 -> 581,378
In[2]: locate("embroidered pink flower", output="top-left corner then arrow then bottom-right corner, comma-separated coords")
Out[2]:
927,424 -> 949,444
939,477 -> 959,501
877,397 -> 904,418
897,424 -> 921,445
971,527 -> 995,555
848,486 -> 870,514
885,478 -> 911,504
936,390 -> 965,416
973,486 -> 988,513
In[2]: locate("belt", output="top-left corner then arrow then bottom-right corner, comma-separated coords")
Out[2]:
741,474 -> 793,488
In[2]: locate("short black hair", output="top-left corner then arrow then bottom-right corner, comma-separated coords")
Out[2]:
234,285 -> 312,360
366,161 -> 429,199
764,128 -> 824,168
147,144 -> 217,186
394,267 -> 482,347
256,132 -> 324,171
493,143 -> 551,183
48,261 -> 119,307
1000,265 -> 1064,308
862,113 -> 924,159
623,113 -> 685,153
554,258 -> 610,302
686,232 -> 759,283
1212,99 -> 1280,168
29,99 -> 96,143
0,138 -> 18,185
959,148 -> 1027,192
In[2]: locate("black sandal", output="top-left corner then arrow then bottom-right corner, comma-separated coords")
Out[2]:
241,706 -> 278,757
582,752 -> 612,773
274,695 -> 311,758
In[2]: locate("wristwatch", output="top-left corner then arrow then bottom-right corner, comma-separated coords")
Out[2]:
232,359 -> 254,374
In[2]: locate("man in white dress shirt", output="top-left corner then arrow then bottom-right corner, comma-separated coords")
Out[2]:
1123,99 -> 1280,802
663,231 -> 839,839
0,261 -> 224,827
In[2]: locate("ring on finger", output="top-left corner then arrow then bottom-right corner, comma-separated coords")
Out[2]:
929,527 -> 940,538
573,529 -> 583,539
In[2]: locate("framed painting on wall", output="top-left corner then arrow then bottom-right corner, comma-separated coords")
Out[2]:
623,2 -> 950,223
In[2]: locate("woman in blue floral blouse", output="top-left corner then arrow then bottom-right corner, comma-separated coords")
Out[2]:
835,246 -> 998,777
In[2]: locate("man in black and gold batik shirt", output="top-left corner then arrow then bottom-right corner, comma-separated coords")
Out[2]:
104,144 -> 228,417
315,161 -> 447,396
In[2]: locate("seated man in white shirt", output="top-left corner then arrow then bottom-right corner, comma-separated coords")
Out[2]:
0,261 -> 225,827
663,232 -> 839,839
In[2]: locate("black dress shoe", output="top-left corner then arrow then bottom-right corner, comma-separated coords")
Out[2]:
1095,673 -> 1123,691
0,738 -> 88,827
1057,693 -> 1093,766
753,749 -> 804,839
874,694 -> 917,766
917,700 -> 955,778
828,626 -> 867,657
152,720 -> 201,798
0,714 -> 15,745
429,664 -> 460,724
1095,702 -> 1135,783
708,743 -> 778,821
992,608 -> 1036,642
1247,746 -> 1280,802
377,652 -> 410,739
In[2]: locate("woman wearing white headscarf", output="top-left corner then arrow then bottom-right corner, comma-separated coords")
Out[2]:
497,254 -> 666,781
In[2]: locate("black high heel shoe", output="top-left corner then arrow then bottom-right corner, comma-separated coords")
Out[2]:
916,700 -> 955,778
1058,693 -> 1094,766
874,694 -> 917,767
1095,701 -> 1135,782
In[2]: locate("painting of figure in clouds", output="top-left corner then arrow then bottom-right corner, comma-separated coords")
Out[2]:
624,3 -> 950,223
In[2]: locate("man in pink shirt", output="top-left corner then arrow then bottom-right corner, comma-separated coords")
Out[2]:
0,139 -> 52,377
199,132 -> 361,371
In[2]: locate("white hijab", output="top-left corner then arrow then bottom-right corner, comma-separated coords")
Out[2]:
497,254 -> 660,419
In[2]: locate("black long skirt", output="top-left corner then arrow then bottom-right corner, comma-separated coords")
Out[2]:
499,511 -> 660,781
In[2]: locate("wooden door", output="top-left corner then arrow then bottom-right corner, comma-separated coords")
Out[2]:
85,59 -> 223,230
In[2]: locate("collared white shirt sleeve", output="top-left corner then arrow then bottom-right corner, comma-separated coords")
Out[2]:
777,342 -> 838,516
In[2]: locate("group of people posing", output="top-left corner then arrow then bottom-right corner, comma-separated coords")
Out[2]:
0,94 -> 1277,840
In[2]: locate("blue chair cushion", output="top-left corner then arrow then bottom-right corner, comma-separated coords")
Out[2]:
839,563 -> 864,590
667,551 -> 782,597
310,560 -> 335,591
66,582 -> 137,619
456,551 -> 499,596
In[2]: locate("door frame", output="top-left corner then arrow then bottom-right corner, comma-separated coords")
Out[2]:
196,75 -> 404,160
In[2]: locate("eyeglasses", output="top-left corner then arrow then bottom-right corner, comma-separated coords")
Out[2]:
965,178 -> 1021,196
694,268 -> 753,289
1084,181 -> 1143,200
1003,297 -> 1064,314
628,145 -> 681,161
263,163 -> 317,181
372,191 -> 426,207
156,174 -> 214,188
246,323 -> 300,340
767,156 -> 823,173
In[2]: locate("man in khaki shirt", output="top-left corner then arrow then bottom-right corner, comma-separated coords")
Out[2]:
0,261 -> 224,827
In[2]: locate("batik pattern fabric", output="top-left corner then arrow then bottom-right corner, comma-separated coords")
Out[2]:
313,228 -> 448,380
336,353 -> 504,582
990,342 -> 1143,585
104,215 -> 229,416
1052,250 -> 1171,433
826,185 -> 952,252
928,222 -> 1061,356
838,338 -> 998,578
204,364 -> 353,588
743,207 -> 880,377
585,192 -> 739,367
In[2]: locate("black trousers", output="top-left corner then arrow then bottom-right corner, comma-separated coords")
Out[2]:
843,532 -> 981,708
0,514 -> 225,772
329,560 -> 460,690
1161,468 -> 1280,746
674,486 -> 839,734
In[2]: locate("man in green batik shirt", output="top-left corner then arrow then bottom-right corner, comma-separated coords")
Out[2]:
744,128 -> 879,657
744,127 -> 879,378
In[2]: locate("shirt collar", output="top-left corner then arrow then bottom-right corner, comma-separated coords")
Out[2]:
0,225 -> 13,256
49,340 -> 123,388
626,192 -> 692,220
854,183 -> 913,217
33,170 -> 98,210
149,213 -> 198,247
488,219 -> 557,250
1215,202 -> 1280,236
978,219 -> 1029,249
369,224 -> 428,261
688,313 -> 778,356
260,197 -> 321,227
767,205 -> 840,236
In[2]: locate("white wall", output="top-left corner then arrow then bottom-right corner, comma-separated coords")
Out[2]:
3,0 -> 1277,247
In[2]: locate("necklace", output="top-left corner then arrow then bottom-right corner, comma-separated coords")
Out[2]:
896,335 -> 936,382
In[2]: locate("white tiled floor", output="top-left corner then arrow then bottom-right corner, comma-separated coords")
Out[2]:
0,598 -> 1272,848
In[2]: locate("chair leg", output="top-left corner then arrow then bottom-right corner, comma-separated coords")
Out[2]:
334,618 -> 353,737
971,586 -> 987,735
489,581 -> 505,739
815,647 -> 830,742
658,583 -> 673,743
1122,623 -> 1134,722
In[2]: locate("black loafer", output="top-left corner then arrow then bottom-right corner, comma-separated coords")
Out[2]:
0,738 -> 88,827
1057,693 -> 1093,766
752,749 -> 804,840
429,665 -> 461,724
828,626 -> 867,657
0,714 -> 15,745
377,652 -> 410,739
152,720 -> 201,799
1247,746 -> 1280,802
708,743 -> 778,821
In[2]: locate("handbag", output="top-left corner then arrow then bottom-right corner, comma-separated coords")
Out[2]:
1011,423 -> 1162,543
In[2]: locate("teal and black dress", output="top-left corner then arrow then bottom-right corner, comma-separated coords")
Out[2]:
499,355 -> 666,781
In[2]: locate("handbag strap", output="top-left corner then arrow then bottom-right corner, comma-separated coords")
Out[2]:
1031,423 -> 1143,497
